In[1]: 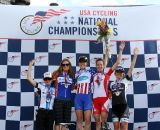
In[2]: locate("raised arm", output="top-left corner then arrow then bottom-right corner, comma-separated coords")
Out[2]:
104,42 -> 109,67
127,48 -> 139,78
27,59 -> 37,87
111,42 -> 125,71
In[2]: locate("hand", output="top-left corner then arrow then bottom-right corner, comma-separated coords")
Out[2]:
119,41 -> 125,51
134,48 -> 139,55
29,59 -> 35,66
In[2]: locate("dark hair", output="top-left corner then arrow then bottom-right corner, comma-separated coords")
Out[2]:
95,58 -> 105,65
115,66 -> 125,73
52,58 -> 75,78
79,56 -> 88,63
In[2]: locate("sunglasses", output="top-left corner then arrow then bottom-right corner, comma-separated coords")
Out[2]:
43,78 -> 52,81
61,63 -> 70,67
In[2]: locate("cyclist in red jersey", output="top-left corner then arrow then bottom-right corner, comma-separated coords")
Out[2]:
93,42 -> 125,130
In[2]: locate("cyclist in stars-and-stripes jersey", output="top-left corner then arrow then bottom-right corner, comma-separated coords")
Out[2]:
74,56 -> 95,130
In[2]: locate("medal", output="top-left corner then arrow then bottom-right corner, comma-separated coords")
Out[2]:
46,87 -> 51,102
115,91 -> 121,96
95,73 -> 103,87
65,83 -> 68,88
114,79 -> 122,96
64,72 -> 69,88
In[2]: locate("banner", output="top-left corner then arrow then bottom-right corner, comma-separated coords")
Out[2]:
0,5 -> 160,130
0,5 -> 160,41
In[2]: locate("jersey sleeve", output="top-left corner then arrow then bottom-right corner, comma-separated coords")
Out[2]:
51,80 -> 56,88
37,83 -> 43,90
88,68 -> 96,83
35,82 -> 42,90
88,68 -> 96,76
122,75 -> 131,88
106,68 -> 113,76
72,77 -> 76,85
123,75 -> 131,82
35,82 -> 38,88
74,71 -> 79,85
125,75 -> 131,80
108,81 -> 112,91
35,83 -> 41,96
52,87 -> 56,99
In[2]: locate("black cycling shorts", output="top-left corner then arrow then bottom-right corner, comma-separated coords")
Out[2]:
54,99 -> 72,125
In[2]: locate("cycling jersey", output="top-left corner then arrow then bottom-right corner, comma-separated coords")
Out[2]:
93,68 -> 113,99
92,68 -> 113,114
75,69 -> 95,94
109,75 -> 130,106
74,69 -> 95,110
36,82 -> 55,110
109,75 -> 130,121
54,72 -> 74,100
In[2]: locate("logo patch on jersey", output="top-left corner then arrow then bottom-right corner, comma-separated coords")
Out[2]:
78,76 -> 89,81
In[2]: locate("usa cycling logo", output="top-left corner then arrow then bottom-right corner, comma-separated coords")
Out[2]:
20,9 -> 69,35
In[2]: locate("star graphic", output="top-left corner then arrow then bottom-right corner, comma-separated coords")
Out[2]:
71,21 -> 74,24
64,16 -> 67,19
71,16 -> 74,19
64,21 -> 67,24
57,21 -> 60,24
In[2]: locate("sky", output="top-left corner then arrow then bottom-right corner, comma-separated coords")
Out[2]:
30,0 -> 160,6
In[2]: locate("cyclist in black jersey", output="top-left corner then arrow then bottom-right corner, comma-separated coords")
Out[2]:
109,48 -> 139,130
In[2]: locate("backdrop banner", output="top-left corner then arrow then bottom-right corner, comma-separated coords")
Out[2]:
0,5 -> 160,130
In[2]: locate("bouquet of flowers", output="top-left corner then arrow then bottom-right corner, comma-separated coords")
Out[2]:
97,19 -> 112,58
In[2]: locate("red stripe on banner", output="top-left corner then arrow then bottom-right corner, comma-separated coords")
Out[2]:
32,16 -> 45,24
32,9 -> 69,24
48,9 -> 67,14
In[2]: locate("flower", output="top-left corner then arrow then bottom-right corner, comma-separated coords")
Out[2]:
96,19 -> 112,59
97,19 -> 112,42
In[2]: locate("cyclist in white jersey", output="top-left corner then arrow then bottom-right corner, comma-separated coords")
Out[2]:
93,42 -> 125,130
27,59 -> 55,130
109,48 -> 139,130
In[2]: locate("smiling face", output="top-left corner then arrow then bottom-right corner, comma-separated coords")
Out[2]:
96,58 -> 105,72
115,71 -> 124,80
61,60 -> 70,72
79,62 -> 87,69
96,60 -> 104,72
43,78 -> 52,85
